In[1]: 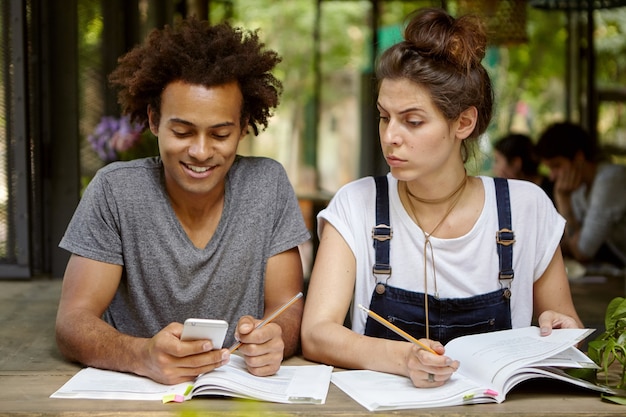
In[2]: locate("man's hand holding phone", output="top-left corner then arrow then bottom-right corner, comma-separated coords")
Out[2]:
180,318 -> 228,348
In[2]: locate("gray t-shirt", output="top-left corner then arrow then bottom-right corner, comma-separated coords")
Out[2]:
572,162 -> 626,265
59,156 -> 310,346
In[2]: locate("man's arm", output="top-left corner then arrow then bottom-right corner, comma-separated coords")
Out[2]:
55,254 -> 228,384
263,246 -> 304,357
55,255 -> 136,369
552,163 -> 589,262
234,246 -> 304,376
555,192 -> 588,261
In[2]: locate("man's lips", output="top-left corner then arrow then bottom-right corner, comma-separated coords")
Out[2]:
183,162 -> 216,176
186,164 -> 212,173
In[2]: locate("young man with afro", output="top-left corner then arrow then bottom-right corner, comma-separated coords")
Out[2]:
55,18 -> 309,385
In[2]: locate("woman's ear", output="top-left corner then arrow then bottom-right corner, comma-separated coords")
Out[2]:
147,106 -> 158,136
455,106 -> 478,140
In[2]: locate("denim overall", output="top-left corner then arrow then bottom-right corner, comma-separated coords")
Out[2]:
364,177 -> 515,345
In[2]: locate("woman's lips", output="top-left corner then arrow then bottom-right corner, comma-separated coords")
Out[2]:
386,155 -> 405,167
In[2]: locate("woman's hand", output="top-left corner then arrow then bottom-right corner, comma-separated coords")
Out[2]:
405,339 -> 459,388
537,310 -> 582,336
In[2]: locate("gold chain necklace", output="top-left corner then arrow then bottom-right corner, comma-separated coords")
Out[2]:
402,175 -> 468,340
405,174 -> 468,204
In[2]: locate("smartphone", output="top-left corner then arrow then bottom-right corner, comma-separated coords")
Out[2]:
180,318 -> 228,349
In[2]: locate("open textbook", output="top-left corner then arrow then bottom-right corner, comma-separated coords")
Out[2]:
332,327 -> 615,411
51,355 -> 333,405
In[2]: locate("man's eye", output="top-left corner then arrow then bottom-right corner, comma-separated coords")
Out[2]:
213,131 -> 231,139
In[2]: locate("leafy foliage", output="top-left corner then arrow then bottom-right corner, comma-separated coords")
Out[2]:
587,297 -> 626,389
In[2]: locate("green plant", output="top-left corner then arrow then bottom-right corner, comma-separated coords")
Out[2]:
587,297 -> 626,390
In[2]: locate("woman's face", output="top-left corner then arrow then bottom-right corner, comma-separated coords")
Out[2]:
377,78 -> 465,182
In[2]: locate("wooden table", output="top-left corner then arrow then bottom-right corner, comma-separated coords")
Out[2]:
1,278 -> 624,416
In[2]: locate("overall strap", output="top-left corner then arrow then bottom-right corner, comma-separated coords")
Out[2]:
372,176 -> 392,276
494,178 -> 515,284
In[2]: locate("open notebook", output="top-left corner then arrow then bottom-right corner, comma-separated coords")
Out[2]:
332,327 -> 614,411
51,355 -> 333,405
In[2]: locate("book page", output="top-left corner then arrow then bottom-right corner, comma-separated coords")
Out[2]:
330,327 -> 597,411
51,355 -> 333,404
444,327 -> 592,394
501,366 -> 616,396
537,346 -> 598,368
331,370 -> 495,411
50,367 -> 190,400
192,355 -> 333,404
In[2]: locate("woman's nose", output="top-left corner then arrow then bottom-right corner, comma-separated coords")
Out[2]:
381,122 -> 401,146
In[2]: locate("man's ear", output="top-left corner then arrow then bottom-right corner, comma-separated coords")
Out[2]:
456,106 -> 478,140
147,106 -> 158,136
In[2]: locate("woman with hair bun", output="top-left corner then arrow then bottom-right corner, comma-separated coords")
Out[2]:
301,8 -> 582,388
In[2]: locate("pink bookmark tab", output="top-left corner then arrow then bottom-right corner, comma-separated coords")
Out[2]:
162,393 -> 185,404
484,389 -> 499,396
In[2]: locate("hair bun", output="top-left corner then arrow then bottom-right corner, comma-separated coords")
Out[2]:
404,8 -> 487,73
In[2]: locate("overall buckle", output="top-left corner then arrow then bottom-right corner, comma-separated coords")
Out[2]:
496,228 -> 515,246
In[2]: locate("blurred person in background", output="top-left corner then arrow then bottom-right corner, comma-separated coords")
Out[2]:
536,122 -> 626,268
493,133 -> 554,201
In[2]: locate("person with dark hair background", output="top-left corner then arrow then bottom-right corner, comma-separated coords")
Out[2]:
301,8 -> 582,389
493,133 -> 554,201
55,18 -> 309,384
536,122 -> 626,268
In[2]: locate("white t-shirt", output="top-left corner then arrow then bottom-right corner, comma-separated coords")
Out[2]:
318,174 -> 565,334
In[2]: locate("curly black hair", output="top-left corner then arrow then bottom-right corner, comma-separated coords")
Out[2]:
108,17 -> 282,135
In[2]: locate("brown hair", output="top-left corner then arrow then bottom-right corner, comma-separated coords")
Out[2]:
109,18 -> 282,135
376,8 -> 493,161
494,133 -> 540,176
